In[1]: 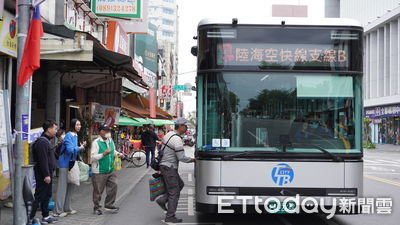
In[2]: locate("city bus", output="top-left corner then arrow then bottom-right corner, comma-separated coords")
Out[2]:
193,18 -> 363,214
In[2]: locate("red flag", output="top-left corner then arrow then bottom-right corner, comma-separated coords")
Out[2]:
17,6 -> 44,86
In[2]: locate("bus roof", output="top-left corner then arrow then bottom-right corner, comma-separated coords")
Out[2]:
198,17 -> 362,28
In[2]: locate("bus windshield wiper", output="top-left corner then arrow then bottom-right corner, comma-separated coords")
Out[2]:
290,143 -> 344,162
222,151 -> 273,160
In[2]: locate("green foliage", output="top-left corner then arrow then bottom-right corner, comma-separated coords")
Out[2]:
363,141 -> 376,149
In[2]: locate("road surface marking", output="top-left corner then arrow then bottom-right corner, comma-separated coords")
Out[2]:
188,173 -> 193,182
365,166 -> 396,172
363,159 -> 376,163
365,172 -> 400,175
375,159 -> 399,164
278,216 -> 292,225
188,196 -> 194,216
364,163 -> 400,167
188,188 -> 194,195
364,174 -> 400,187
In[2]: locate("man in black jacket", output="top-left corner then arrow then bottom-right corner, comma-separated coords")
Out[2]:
141,125 -> 160,168
30,120 -> 59,224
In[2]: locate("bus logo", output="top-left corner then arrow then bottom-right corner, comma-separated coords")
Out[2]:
271,163 -> 294,186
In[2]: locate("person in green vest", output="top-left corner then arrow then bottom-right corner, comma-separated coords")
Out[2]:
91,123 -> 124,215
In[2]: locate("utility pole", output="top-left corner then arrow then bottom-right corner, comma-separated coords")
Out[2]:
14,0 -> 31,224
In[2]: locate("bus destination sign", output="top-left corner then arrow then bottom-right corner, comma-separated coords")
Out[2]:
217,43 -> 349,68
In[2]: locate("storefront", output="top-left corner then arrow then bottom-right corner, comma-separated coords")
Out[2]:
365,104 -> 400,145
0,9 -> 16,201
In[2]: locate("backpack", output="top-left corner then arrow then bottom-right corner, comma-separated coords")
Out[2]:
150,134 -> 178,171
31,136 -> 52,163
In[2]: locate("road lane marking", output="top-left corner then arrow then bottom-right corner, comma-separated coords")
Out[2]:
375,159 -> 399,164
188,196 -> 194,216
365,172 -> 400,175
364,174 -> 400,187
188,173 -> 193,182
364,164 -> 400,167
188,188 -> 194,195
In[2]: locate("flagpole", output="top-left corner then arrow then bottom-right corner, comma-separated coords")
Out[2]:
14,0 -> 31,224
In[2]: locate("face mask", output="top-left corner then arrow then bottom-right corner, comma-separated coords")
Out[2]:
61,135 -> 66,139
105,133 -> 112,138
309,122 -> 319,129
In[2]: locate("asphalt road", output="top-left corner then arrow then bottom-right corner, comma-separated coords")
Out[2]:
103,147 -> 400,225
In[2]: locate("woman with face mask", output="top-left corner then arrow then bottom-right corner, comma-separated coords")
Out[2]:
54,119 -> 86,217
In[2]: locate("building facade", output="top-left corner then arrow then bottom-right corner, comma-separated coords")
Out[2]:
148,0 -> 179,116
341,0 -> 400,145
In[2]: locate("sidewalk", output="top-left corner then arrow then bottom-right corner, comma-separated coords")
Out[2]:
0,162 -> 150,225
368,144 -> 400,152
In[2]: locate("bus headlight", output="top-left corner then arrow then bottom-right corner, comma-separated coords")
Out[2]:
207,187 -> 239,195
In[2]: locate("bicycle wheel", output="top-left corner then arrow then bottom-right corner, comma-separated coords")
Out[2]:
129,150 -> 147,167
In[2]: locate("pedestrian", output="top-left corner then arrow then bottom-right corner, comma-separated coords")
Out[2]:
30,120 -> 59,224
54,119 -> 86,217
156,118 -> 195,223
91,123 -> 124,215
141,124 -> 160,168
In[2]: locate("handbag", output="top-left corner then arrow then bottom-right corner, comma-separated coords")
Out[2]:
149,176 -> 166,201
150,134 -> 178,171
114,154 -> 122,171
78,161 -> 90,182
67,161 -> 80,186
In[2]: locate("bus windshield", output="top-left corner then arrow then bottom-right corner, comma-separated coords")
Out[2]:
200,72 -> 362,154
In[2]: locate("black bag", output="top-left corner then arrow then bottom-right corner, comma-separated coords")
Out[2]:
150,134 -> 177,171
31,136 -> 51,163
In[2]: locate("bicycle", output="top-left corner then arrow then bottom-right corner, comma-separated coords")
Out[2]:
119,141 -> 147,168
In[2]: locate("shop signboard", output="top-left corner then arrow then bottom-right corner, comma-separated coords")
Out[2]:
0,10 -> 17,57
0,90 -> 11,200
365,104 -> 400,118
92,0 -> 142,19
135,23 -> 158,88
106,21 -> 129,55
92,104 -> 121,128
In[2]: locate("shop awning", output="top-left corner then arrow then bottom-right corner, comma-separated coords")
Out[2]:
148,119 -> 175,126
40,23 -> 146,89
117,116 -> 143,126
122,93 -> 174,119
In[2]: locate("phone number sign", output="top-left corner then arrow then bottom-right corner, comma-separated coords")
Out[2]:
92,0 -> 142,19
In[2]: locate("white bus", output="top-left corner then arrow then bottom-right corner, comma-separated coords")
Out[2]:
192,17 -> 363,214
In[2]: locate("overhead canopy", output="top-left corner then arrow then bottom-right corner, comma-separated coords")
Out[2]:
117,116 -> 143,126
41,23 -> 147,89
148,119 -> 175,126
122,93 -> 174,120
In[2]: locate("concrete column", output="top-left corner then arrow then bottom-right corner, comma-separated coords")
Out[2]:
384,24 -> 390,97
46,71 -> 61,124
389,20 -> 398,96
55,0 -> 65,25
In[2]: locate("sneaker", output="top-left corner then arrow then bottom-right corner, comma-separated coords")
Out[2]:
165,216 -> 183,223
41,216 -> 58,224
104,205 -> 120,211
94,209 -> 103,215
156,199 -> 168,211
53,212 -> 68,217
66,210 -> 77,215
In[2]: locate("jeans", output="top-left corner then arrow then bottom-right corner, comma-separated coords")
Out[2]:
145,146 -> 155,167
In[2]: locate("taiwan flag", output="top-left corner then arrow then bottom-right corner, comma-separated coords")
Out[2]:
17,6 -> 44,86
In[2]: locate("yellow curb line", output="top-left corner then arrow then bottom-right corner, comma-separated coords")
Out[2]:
364,174 -> 400,187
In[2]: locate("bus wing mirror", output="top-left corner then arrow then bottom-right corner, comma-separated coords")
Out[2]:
191,46 -> 198,56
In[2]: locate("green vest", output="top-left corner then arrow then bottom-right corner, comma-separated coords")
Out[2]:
97,138 -> 115,174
